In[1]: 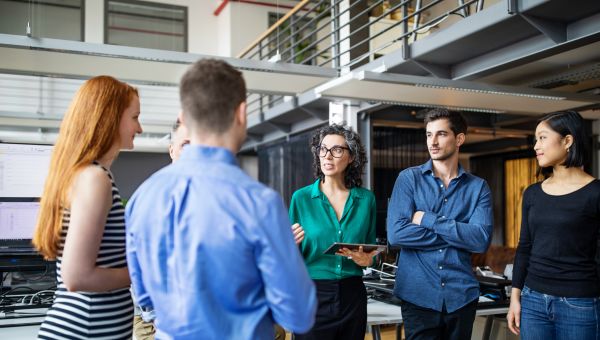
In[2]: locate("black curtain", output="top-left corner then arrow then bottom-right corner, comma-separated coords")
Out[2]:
258,129 -> 317,207
372,127 -> 428,241
470,155 -> 507,246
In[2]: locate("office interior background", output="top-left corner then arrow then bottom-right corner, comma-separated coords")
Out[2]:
0,0 -> 599,339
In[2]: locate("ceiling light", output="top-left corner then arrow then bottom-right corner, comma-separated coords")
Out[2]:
374,100 -> 507,114
413,83 -> 566,100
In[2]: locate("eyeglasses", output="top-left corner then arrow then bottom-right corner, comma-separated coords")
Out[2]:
318,145 -> 350,158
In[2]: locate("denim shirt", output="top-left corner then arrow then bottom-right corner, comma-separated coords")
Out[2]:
387,160 -> 493,312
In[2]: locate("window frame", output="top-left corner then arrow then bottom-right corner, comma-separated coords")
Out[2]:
103,0 -> 188,52
0,0 -> 85,41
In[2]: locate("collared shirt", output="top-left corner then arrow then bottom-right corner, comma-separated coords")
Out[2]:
289,179 -> 376,280
126,145 -> 317,339
387,160 -> 493,313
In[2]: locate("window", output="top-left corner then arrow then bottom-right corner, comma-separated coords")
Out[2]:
105,0 -> 187,52
0,0 -> 84,40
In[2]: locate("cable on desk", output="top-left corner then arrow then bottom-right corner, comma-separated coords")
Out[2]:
0,286 -> 35,297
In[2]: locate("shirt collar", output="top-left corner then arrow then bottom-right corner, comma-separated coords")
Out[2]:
179,145 -> 237,166
310,178 -> 364,199
420,159 -> 466,179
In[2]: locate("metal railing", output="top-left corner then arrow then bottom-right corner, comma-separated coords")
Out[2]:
240,0 -> 491,117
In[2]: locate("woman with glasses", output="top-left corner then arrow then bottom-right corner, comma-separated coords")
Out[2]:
507,111 -> 600,340
289,124 -> 377,340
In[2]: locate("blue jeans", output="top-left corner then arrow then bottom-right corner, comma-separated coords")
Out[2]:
520,286 -> 600,340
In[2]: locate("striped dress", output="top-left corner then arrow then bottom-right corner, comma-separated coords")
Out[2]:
38,163 -> 133,339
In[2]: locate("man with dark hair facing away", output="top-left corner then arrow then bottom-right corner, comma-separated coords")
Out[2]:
126,59 -> 317,339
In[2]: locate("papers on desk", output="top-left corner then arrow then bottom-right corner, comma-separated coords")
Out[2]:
478,295 -> 494,303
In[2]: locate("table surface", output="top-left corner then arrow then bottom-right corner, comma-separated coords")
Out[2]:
0,301 -> 509,336
0,308 -> 46,339
367,298 -> 509,326
367,298 -> 403,325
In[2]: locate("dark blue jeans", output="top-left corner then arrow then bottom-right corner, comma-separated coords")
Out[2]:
520,286 -> 600,340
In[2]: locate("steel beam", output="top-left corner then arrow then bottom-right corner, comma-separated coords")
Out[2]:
0,34 -> 336,94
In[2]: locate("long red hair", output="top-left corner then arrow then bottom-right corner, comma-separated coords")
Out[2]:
33,76 -> 138,259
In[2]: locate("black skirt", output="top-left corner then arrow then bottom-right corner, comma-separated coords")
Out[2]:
295,276 -> 367,340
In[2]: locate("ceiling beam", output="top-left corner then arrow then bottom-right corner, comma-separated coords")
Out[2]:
520,14 -> 567,44
0,34 -> 336,94
411,60 -> 451,79
452,12 -> 600,80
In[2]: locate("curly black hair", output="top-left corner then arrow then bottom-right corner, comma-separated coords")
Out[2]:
311,124 -> 367,188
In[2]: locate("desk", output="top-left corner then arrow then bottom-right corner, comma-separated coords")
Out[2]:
367,299 -> 402,340
367,299 -> 508,340
0,308 -> 46,338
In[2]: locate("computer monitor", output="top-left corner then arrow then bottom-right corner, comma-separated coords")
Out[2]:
0,200 -> 40,251
0,199 -> 48,272
0,143 -> 53,271
0,143 -> 52,197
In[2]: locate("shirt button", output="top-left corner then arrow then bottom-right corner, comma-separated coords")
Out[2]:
439,249 -> 443,253
337,265 -> 341,267
440,184 -> 443,188
441,216 -> 445,218
441,282 -> 445,287
338,231 -> 341,234
439,266 -> 443,270
444,198 -> 448,202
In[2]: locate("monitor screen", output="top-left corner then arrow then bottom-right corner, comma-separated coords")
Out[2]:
0,143 -> 53,197
0,201 -> 40,247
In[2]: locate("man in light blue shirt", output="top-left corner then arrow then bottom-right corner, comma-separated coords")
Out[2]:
126,59 -> 317,339
387,109 -> 493,340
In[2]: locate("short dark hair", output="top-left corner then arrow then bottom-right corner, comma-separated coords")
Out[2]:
179,59 -> 246,133
310,124 -> 367,188
423,109 -> 468,136
538,110 -> 589,177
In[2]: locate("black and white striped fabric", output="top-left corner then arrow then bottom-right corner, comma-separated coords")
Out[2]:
38,163 -> 133,339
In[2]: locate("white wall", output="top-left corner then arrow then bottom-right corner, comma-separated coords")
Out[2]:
84,0 -> 222,55
81,0 -> 297,56
217,1 -> 233,57
226,1 -> 297,57
85,0 -> 104,43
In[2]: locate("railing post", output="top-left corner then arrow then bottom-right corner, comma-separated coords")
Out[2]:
402,1 -> 410,59
457,0 -> 469,17
412,0 -> 423,42
258,40 -> 263,60
330,0 -> 341,72
338,0 -> 353,74
290,13 -> 296,63
259,95 -> 264,115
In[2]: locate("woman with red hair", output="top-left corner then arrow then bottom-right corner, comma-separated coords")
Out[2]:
34,75 -> 142,339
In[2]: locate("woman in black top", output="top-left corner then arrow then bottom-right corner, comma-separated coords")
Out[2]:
507,111 -> 600,339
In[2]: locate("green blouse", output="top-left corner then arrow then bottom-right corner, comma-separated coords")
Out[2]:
289,179 -> 376,280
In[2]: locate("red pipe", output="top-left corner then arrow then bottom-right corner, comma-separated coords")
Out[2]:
234,0 -> 296,10
214,0 -> 306,16
214,0 -> 230,16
